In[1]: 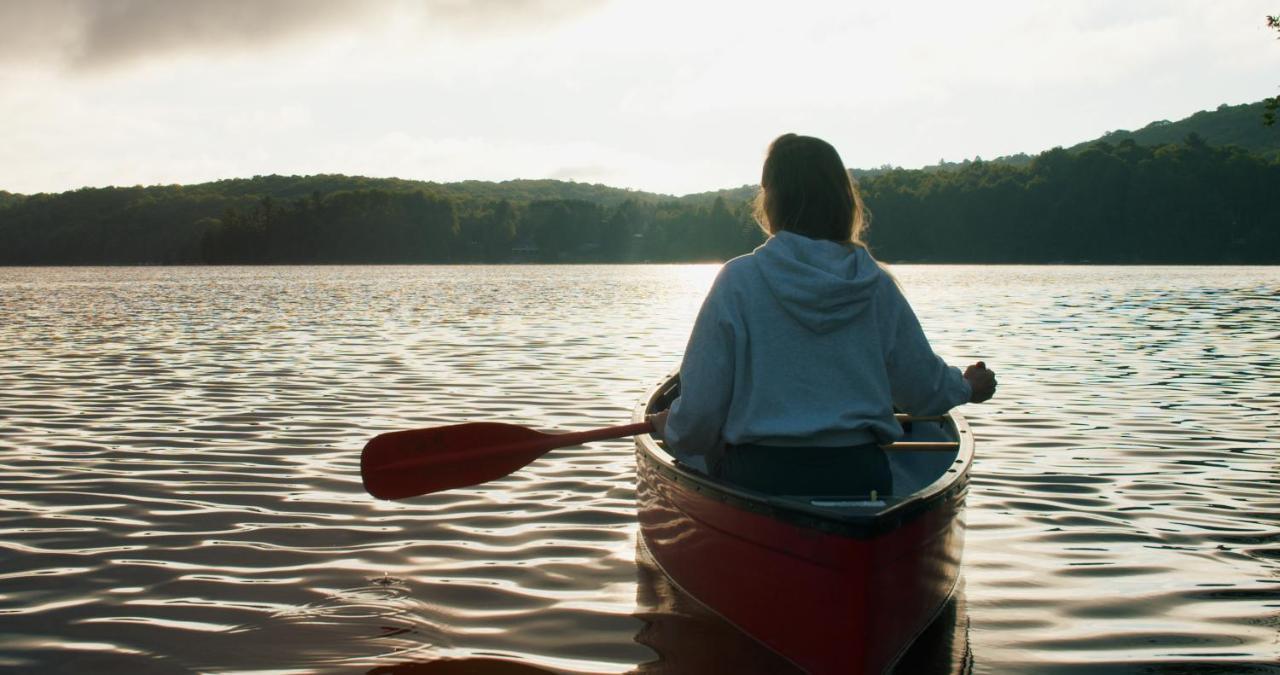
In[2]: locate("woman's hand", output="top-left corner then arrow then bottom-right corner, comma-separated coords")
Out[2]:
646,410 -> 669,438
964,361 -> 997,403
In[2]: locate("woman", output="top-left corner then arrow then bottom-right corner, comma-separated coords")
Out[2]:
649,133 -> 996,496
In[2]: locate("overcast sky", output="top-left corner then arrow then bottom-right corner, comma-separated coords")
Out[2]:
1,0 -> 1278,196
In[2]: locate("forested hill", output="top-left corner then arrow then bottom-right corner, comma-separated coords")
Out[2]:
144,174 -> 669,207
1071,100 -> 1280,159
1,102 -> 1278,264
860,98 -> 1280,175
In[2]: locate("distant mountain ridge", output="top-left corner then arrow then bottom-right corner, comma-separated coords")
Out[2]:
854,98 -> 1279,177
1073,100 -> 1279,158
149,175 -> 672,206
0,96 -> 1275,265
1,98 -> 1274,203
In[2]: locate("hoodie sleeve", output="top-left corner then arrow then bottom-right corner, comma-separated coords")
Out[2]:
883,281 -> 971,416
663,280 -> 735,458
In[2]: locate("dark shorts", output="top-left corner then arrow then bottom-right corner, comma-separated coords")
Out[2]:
716,443 -> 893,497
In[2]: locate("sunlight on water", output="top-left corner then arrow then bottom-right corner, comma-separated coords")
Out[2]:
0,264 -> 1277,673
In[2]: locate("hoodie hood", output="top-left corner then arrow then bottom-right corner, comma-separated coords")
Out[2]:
752,231 -> 881,333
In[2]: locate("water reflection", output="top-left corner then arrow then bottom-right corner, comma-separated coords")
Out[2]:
631,540 -> 973,674
631,540 -> 800,673
892,582 -> 972,675
2,265 -> 1279,672
369,657 -> 558,674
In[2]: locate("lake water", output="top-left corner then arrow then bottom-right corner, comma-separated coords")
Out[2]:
1,264 -> 1277,674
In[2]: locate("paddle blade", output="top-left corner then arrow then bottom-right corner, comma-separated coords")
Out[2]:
361,422 -> 559,500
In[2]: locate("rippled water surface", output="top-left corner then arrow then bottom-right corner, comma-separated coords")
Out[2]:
1,265 -> 1277,674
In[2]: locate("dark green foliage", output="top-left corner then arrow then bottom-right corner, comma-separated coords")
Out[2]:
524,199 -> 603,261
1266,16 -> 1280,127
0,184 -> 250,264
676,185 -> 760,206
191,174 -> 668,207
859,139 -> 1279,263
0,176 -> 666,265
0,174 -> 773,264
1079,101 -> 1280,159
887,98 -> 1280,170
200,189 -> 458,264
1,116 -> 1277,264
458,199 -> 518,262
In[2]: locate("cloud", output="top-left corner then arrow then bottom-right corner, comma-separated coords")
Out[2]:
428,0 -> 602,31
0,0 -> 601,71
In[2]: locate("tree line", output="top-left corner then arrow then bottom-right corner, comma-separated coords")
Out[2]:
0,135 -> 1276,265
861,136 -> 1277,263
200,189 -> 760,264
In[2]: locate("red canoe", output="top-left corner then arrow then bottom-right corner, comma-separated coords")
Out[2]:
633,373 -> 973,674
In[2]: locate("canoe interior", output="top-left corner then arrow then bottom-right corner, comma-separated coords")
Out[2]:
633,372 -> 974,537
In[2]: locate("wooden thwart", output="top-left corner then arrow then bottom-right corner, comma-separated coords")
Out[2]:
883,441 -> 960,452
888,414 -> 959,451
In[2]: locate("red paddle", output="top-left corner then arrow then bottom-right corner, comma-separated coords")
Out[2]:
360,420 -> 654,500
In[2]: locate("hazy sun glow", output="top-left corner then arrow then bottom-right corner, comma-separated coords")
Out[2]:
1,0 -> 1277,195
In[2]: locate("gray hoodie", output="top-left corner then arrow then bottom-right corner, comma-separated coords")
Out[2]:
663,230 -> 971,456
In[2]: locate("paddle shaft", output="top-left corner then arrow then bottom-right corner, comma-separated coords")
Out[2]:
548,421 -> 655,447
360,415 -> 962,501
374,420 -> 654,474
533,420 -> 959,453
372,421 -> 957,472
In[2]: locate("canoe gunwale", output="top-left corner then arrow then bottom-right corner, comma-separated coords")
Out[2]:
632,371 -> 975,540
